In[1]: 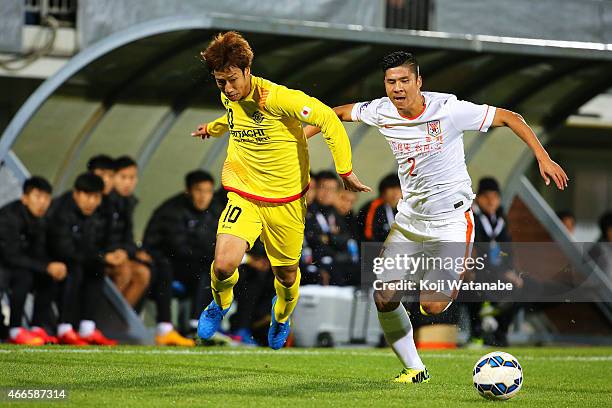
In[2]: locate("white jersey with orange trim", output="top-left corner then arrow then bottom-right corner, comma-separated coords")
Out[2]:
351,91 -> 496,221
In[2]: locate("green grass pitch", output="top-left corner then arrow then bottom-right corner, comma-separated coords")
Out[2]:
1,345 -> 611,407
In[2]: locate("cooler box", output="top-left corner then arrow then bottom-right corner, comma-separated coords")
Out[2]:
292,285 -> 381,347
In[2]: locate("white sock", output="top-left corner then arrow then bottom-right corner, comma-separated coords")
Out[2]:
156,322 -> 173,336
189,319 -> 198,330
79,320 -> 96,337
378,303 -> 425,370
9,327 -> 23,339
57,323 -> 73,337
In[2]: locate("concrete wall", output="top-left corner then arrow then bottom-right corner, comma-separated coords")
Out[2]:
0,0 -> 23,53
433,0 -> 612,43
77,0 -> 385,47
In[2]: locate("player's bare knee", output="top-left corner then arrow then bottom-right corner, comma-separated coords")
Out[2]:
213,258 -> 238,280
272,264 -> 298,287
374,291 -> 399,312
420,301 -> 449,315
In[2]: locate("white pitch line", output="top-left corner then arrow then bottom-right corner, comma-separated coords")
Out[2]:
1,347 -> 611,362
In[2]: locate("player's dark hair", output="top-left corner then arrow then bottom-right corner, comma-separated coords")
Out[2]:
87,154 -> 115,172
201,31 -> 254,73
114,155 -> 137,171
74,173 -> 104,193
316,170 -> 340,186
185,170 -> 215,190
378,173 -> 401,196
556,210 -> 575,221
23,176 -> 52,195
599,211 -> 612,239
380,51 -> 419,77
477,177 -> 500,195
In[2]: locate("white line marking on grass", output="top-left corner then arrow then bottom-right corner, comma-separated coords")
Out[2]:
1,347 -> 611,362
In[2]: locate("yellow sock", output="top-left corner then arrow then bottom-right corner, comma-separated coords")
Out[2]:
419,304 -> 429,316
273,268 -> 301,323
210,262 -> 238,310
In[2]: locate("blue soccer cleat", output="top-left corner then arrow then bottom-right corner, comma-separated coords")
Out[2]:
235,328 -> 258,346
268,296 -> 291,350
198,300 -> 230,340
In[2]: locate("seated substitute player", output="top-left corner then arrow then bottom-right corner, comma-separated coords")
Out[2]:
304,51 -> 568,382
143,170 -> 220,345
0,177 -> 66,345
191,31 -> 370,349
48,173 -> 117,345
103,156 -> 151,307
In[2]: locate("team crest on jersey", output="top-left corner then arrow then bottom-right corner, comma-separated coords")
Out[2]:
427,120 -> 441,137
252,110 -> 264,124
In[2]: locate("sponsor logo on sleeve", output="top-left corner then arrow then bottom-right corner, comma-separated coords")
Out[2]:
359,101 -> 371,114
301,106 -> 312,118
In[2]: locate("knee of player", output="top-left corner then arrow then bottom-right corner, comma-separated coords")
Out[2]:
212,258 -> 237,280
420,301 -> 448,316
272,264 -> 298,287
373,290 -> 396,312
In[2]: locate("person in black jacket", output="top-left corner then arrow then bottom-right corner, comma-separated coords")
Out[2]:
0,177 -> 66,345
334,189 -> 361,285
357,173 -> 402,242
48,173 -> 117,345
100,156 -> 150,307
304,171 -> 356,286
230,239 -> 275,345
466,177 -> 521,347
143,170 -> 220,338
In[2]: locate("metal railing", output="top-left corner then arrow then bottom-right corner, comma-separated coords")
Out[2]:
24,0 -> 77,27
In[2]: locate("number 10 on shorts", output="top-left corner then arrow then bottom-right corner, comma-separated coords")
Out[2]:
223,205 -> 242,224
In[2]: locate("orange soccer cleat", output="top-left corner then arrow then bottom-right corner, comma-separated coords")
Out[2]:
80,329 -> 118,346
9,328 -> 44,346
155,330 -> 196,347
29,327 -> 59,344
58,329 -> 88,346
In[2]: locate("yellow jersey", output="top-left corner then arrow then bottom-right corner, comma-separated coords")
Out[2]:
206,75 -> 352,203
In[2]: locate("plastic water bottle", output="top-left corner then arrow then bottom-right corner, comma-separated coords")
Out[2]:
347,239 -> 359,263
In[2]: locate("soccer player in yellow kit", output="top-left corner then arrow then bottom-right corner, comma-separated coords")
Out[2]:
191,31 -> 371,349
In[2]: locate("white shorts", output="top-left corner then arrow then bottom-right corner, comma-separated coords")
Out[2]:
377,209 -> 475,298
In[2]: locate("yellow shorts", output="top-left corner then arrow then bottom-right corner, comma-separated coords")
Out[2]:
217,192 -> 307,266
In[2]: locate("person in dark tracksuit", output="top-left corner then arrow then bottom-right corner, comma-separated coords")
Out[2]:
48,173 -> 117,345
467,177 -> 520,347
230,240 -> 275,345
100,156 -> 151,307
143,170 -> 220,340
304,171 -> 357,286
357,173 -> 402,243
0,177 -> 65,345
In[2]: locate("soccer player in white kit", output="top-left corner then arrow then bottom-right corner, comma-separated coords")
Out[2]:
305,51 -> 568,383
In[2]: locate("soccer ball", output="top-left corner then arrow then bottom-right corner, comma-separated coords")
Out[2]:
473,351 -> 523,400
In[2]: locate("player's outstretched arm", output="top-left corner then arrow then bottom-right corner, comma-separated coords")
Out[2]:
191,114 -> 229,140
267,87 -> 371,192
491,108 -> 569,190
304,104 -> 355,139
